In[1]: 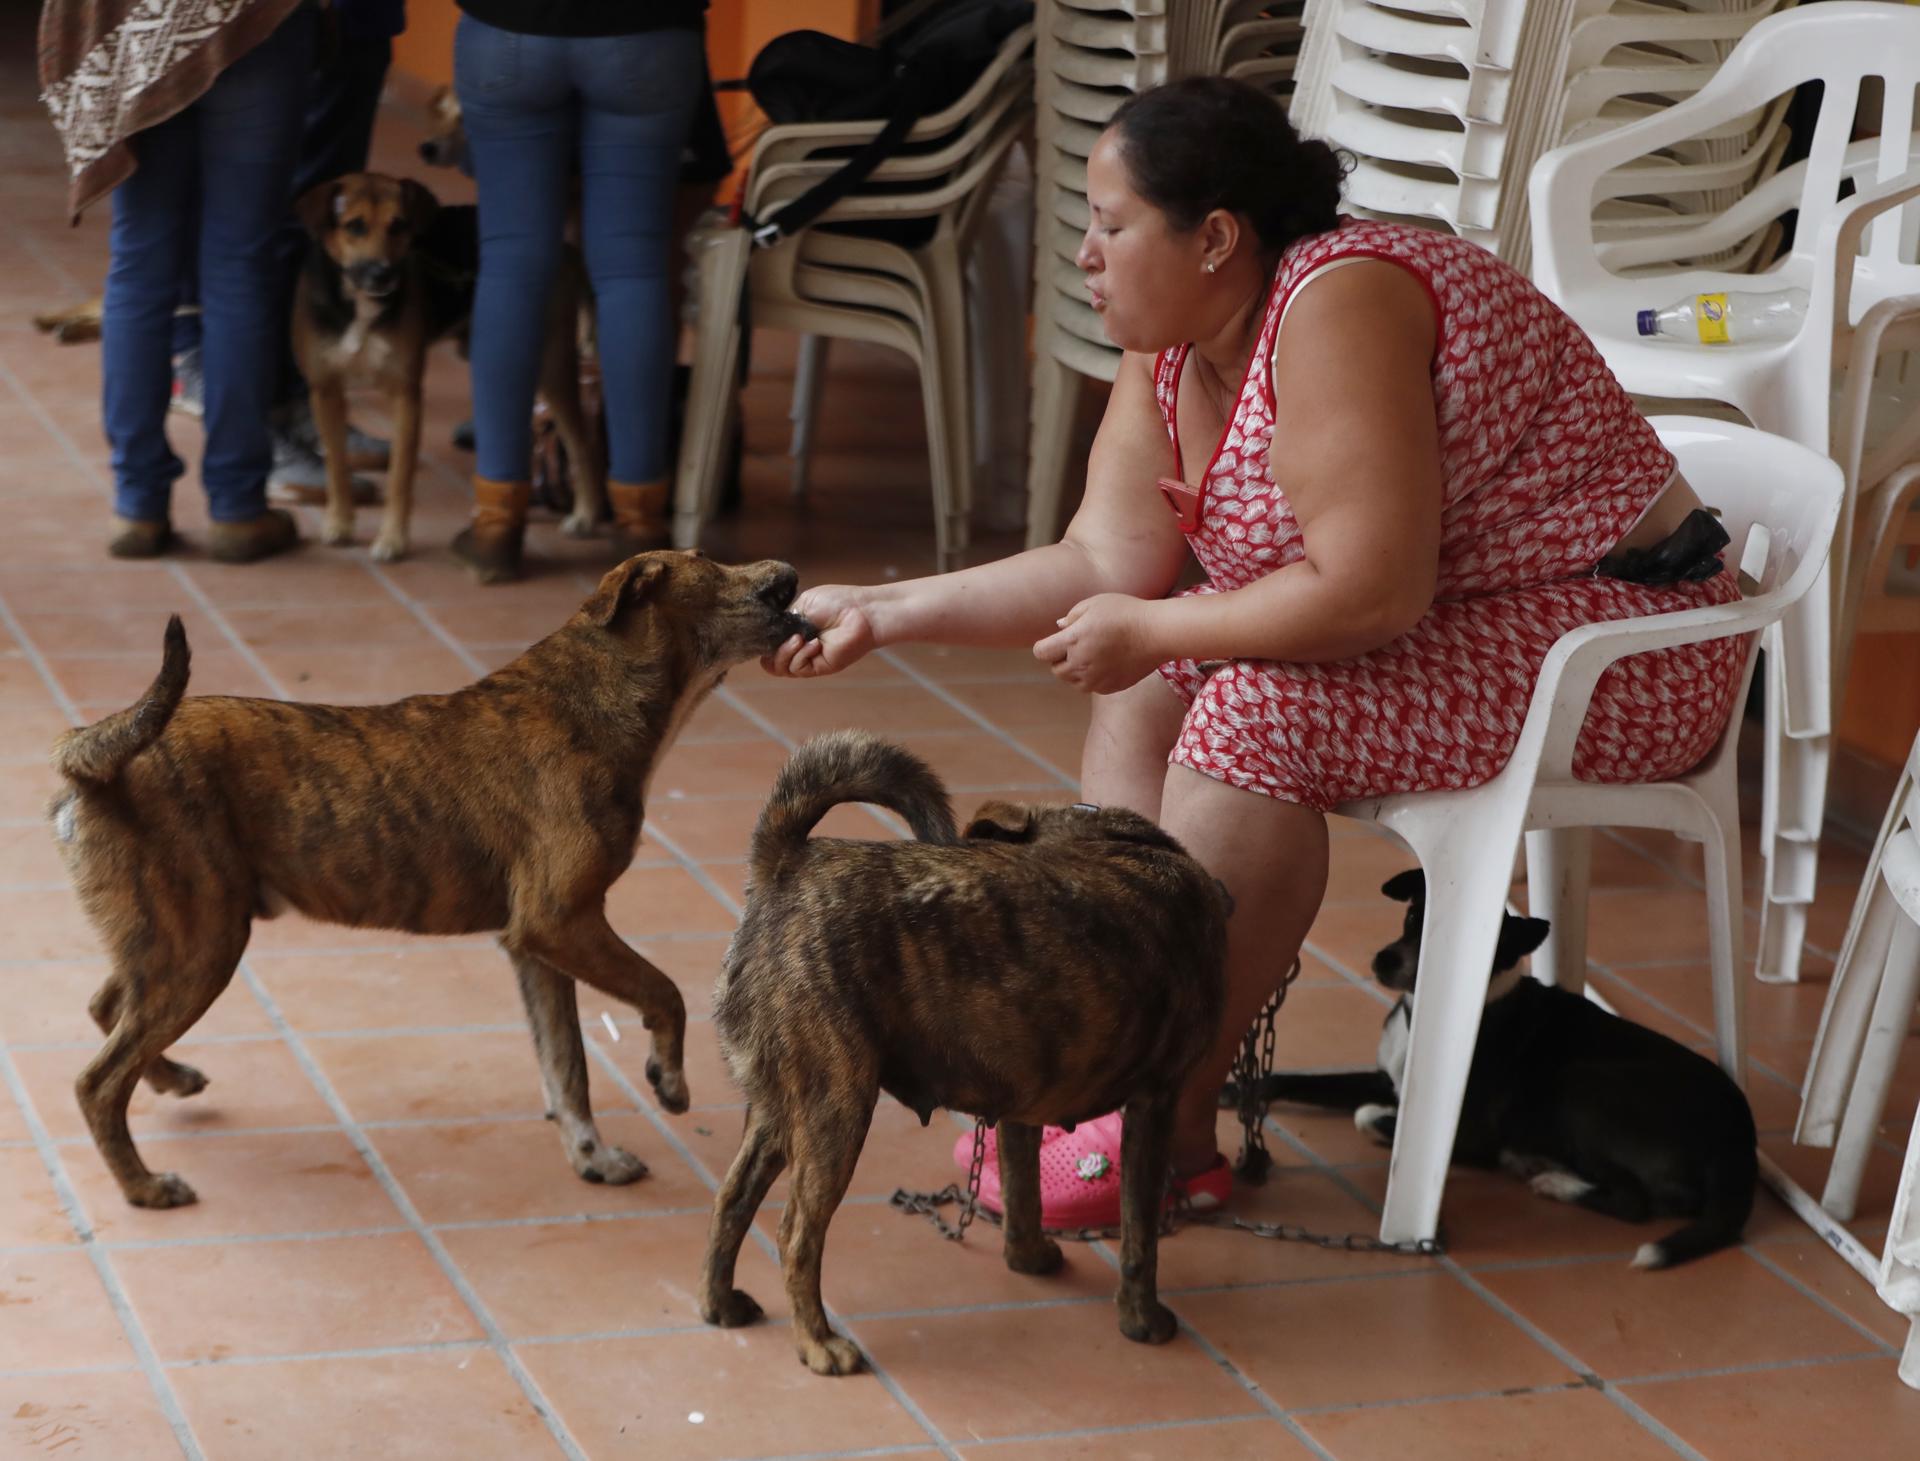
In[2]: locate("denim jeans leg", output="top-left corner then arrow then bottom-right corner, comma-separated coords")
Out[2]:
103,110 -> 196,524
574,29 -> 702,484
456,17 -> 574,483
195,7 -> 315,522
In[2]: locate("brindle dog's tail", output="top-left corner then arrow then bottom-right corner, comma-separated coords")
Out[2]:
751,731 -> 958,881
52,615 -> 189,785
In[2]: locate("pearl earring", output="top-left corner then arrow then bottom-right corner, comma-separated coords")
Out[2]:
1204,261 -> 1218,274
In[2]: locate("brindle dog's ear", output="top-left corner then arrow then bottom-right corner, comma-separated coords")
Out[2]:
398,177 -> 440,233
584,556 -> 667,629
1381,869 -> 1424,903
296,179 -> 343,237
964,801 -> 1035,842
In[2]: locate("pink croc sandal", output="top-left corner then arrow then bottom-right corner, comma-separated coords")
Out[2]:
956,1113 -> 1232,1228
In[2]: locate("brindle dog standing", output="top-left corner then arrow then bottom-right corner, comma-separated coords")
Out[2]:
50,552 -> 810,1210
291,172 -> 602,561
702,732 -> 1231,1375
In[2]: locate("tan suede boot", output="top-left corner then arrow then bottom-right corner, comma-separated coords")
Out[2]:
208,509 -> 300,564
451,475 -> 531,585
608,478 -> 671,556
107,516 -> 173,559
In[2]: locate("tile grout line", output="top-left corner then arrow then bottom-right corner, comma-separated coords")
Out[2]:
873,646 -> 1081,789
573,1037 -> 964,1461
1742,1245 -> 1900,1357
229,953 -> 593,1461
713,681 -> 909,838
0,1044 -> 205,1459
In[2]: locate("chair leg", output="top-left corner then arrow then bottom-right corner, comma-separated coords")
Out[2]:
1379,835 -> 1517,1246
917,340 -> 961,574
673,230 -> 750,550
1758,649 -> 1818,983
1800,884 -> 1899,1149
1822,913 -> 1920,1222
788,334 -> 827,500
1699,791 -> 1749,1089
1024,351 -> 1081,551
1524,827 -> 1591,995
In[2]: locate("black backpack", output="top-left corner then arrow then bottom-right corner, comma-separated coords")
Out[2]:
743,1 -> 1031,247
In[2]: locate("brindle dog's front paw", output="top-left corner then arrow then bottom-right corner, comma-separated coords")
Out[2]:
369,530 -> 408,563
147,1059 -> 208,1098
799,1333 -> 865,1376
322,514 -> 355,547
573,1141 -> 647,1185
128,1172 -> 198,1209
701,1288 -> 764,1328
645,1058 -> 690,1114
1118,1298 -> 1179,1346
561,510 -> 597,539
1003,1236 -> 1064,1276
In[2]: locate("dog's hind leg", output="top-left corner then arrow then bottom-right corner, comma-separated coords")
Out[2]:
88,976 -> 208,1098
778,1097 -> 874,1375
700,1105 -> 787,1330
997,1122 -> 1064,1276
510,951 -> 645,1185
370,382 -> 422,562
1115,1093 -> 1180,1345
1530,1159 -> 1652,1224
508,914 -> 689,1113
77,934 -> 245,1209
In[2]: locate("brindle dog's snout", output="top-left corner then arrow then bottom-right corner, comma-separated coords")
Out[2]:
759,564 -> 800,610
350,260 -> 398,296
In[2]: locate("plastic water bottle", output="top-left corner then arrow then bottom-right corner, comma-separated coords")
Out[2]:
1635,287 -> 1809,345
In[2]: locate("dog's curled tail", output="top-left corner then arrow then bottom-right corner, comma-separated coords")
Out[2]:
751,731 -> 957,879
52,615 -> 190,785
1631,1140 -> 1759,1271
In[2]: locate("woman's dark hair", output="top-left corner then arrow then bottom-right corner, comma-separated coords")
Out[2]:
1106,77 -> 1346,256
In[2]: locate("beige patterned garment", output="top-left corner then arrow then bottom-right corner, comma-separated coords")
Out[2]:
38,0 -> 306,221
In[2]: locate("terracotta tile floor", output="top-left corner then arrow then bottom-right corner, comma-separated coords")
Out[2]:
4,22 -> 1920,1461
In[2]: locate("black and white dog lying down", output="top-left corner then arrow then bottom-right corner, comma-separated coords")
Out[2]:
1247,869 -> 1758,1269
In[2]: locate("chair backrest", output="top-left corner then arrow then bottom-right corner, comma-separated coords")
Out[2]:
1533,2 -> 1920,313
1655,416 -> 1841,610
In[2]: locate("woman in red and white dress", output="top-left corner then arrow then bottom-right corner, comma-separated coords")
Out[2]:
762,78 -> 1745,1225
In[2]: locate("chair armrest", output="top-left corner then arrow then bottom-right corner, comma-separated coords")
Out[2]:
1813,165 -> 1920,332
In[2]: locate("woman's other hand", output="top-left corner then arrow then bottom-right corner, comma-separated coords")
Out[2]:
762,584 -> 876,678
1033,594 -> 1161,693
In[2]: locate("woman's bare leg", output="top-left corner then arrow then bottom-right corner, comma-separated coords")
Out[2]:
1079,672 -> 1187,818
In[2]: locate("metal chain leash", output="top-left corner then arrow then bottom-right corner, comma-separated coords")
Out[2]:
889,960 -> 1445,1257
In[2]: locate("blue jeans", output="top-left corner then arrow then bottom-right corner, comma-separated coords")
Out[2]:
455,17 -> 703,484
104,6 -> 315,524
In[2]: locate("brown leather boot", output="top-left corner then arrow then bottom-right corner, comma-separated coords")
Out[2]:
608,478 -> 671,556
208,509 -> 300,564
451,475 -> 531,585
107,516 -> 173,559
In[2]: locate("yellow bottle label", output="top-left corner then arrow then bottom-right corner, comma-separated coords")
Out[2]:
1694,292 -> 1730,345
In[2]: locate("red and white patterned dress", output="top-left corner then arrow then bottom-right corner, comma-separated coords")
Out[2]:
1153,219 -> 1746,811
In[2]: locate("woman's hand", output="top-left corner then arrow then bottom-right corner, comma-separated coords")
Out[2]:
1032,594 -> 1163,694
761,584 -> 876,678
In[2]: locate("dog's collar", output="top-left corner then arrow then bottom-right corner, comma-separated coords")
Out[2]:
1070,801 -> 1099,813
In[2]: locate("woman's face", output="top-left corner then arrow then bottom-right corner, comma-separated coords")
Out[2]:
1076,129 -> 1212,354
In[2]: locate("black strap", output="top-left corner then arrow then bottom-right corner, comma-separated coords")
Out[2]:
744,87 -> 923,248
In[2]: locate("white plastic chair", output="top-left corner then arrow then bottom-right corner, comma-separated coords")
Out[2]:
1794,729 -> 1919,1219
1530,2 -> 1920,983
1792,728 -> 1920,1388
1342,417 -> 1842,1246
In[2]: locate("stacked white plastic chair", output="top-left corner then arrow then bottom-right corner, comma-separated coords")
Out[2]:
1025,1 -> 1307,548
1531,2 -> 1920,984
1288,0 -> 1796,271
672,23 -> 1036,572
1794,727 -> 1920,1388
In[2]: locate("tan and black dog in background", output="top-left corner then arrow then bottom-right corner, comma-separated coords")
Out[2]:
701,732 -> 1231,1376
291,172 -> 603,562
49,551 -> 811,1211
